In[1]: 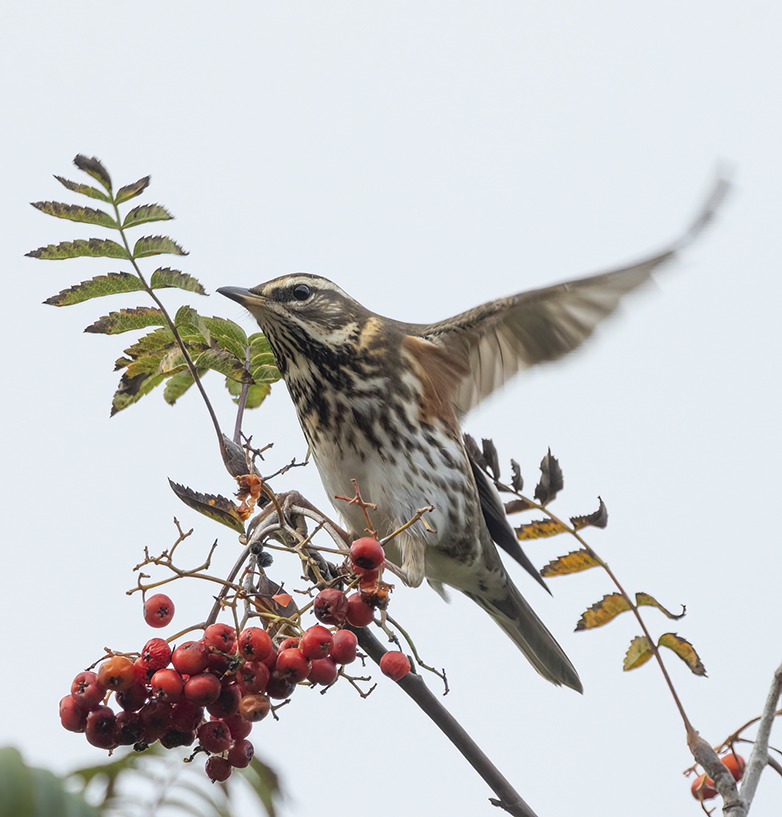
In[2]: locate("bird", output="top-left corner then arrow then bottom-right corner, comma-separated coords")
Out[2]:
218,179 -> 727,693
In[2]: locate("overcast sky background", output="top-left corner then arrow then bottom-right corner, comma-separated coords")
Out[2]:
2,3 -> 780,815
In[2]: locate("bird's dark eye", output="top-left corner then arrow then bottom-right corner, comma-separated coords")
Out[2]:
292,284 -> 311,301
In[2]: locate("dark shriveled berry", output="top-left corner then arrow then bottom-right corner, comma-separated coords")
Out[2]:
238,693 -> 271,722
313,589 -> 349,625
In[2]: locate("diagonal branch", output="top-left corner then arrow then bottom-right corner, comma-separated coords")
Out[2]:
740,660 -> 782,806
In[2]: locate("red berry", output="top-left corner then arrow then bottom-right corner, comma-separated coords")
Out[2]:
144,594 -> 175,628
133,657 -> 156,684
206,650 -> 233,678
237,627 -> 273,662
205,755 -> 232,783
227,738 -> 255,768
138,701 -> 173,743
277,637 -> 299,653
330,630 -> 358,664
721,753 -> 746,782
116,682 -> 149,712
161,728 -> 196,749
309,657 -> 339,686
71,671 -> 104,711
150,668 -> 184,703
346,593 -> 374,627
276,648 -> 311,683
85,705 -> 118,749
207,683 -> 242,719
261,648 -> 278,669
203,623 -> 237,654
141,638 -> 172,671
350,537 -> 385,572
172,641 -> 209,676
221,712 -> 252,741
238,693 -> 271,722
237,661 -> 270,695
691,773 -> 717,801
266,671 -> 297,700
169,700 -> 204,733
300,625 -> 333,660
197,719 -> 232,754
184,673 -> 222,706
59,695 -> 87,732
115,710 -> 144,746
97,656 -> 136,693
379,651 -> 411,681
313,589 -> 349,626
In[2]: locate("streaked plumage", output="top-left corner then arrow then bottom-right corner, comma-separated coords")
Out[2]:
219,179 -> 727,693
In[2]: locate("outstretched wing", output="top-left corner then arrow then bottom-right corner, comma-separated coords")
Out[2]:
423,177 -> 729,416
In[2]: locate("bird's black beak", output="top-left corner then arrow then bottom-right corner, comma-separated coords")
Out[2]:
216,286 -> 256,306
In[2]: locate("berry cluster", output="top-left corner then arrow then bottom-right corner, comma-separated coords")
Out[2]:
690,753 -> 746,801
59,538 -> 413,782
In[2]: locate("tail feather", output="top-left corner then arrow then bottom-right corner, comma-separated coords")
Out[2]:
465,582 -> 583,693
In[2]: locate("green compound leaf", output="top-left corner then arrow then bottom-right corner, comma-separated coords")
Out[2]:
195,347 -> 253,383
623,635 -> 654,671
111,371 -> 166,415
122,203 -> 174,229
249,333 -> 281,384
175,305 -> 210,342
133,235 -> 188,259
164,370 -> 196,405
26,238 -> 128,261
44,272 -> 145,306
74,154 -> 112,191
53,175 -> 111,203
168,479 -> 246,533
203,316 -> 248,362
30,201 -> 118,229
149,267 -> 206,295
85,307 -> 165,335
118,326 -> 177,361
115,175 -> 150,204
226,377 -> 272,409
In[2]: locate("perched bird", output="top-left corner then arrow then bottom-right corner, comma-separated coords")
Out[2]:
219,180 -> 727,693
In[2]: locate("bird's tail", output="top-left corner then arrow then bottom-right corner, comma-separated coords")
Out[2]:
464,581 -> 583,693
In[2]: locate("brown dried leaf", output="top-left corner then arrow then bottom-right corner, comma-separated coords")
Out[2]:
658,633 -> 707,676
636,592 -> 686,620
534,449 -> 563,505
167,480 -> 245,534
575,593 -> 632,631
541,549 -> 601,577
481,438 -> 500,480
504,498 -> 535,515
515,518 -> 569,540
463,434 -> 485,469
571,497 -> 609,530
510,459 -> 523,493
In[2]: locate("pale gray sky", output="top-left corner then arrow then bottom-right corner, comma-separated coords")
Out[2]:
3,3 -> 781,816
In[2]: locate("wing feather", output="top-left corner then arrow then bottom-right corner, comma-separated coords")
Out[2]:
423,177 -> 729,415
